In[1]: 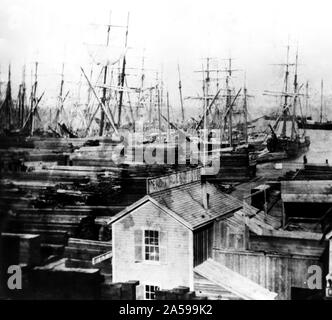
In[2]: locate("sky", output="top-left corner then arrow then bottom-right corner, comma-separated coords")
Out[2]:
1,0 -> 332,120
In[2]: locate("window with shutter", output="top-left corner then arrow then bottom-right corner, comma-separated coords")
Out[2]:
136,229 -> 167,264
228,233 -> 236,248
226,226 -> 245,250
144,230 -> 160,261
134,229 -> 143,262
237,233 -> 244,249
136,284 -> 145,300
160,231 -> 168,264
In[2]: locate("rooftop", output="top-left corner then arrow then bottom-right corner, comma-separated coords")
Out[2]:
109,181 -> 245,230
150,181 -> 244,229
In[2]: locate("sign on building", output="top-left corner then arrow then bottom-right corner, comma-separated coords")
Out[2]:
146,168 -> 201,194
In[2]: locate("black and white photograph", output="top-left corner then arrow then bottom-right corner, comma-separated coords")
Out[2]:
0,0 -> 332,306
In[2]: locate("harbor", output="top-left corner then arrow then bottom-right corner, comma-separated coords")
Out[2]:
1,0 -> 332,302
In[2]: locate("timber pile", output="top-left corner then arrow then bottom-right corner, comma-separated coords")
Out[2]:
28,259 -> 105,300
1,135 -> 197,273
0,137 -> 116,254
294,164 -> 332,180
1,233 -> 41,267
64,238 -> 113,297
0,136 -> 34,149
1,137 -> 190,253
279,163 -> 332,181
0,150 -> 28,173
194,273 -> 239,300
69,142 -> 194,199
64,238 -> 111,263
206,150 -> 257,182
70,142 -> 189,167
0,136 -> 76,171
3,194 -> 120,253
64,238 -> 112,274
156,285 -> 208,300
101,281 -> 139,300
256,151 -> 288,164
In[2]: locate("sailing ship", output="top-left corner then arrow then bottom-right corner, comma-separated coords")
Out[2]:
265,46 -> 310,158
185,58 -> 257,181
297,80 -> 332,130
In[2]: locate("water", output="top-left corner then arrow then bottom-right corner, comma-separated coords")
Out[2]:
291,129 -> 332,164
255,128 -> 332,180
265,120 -> 332,164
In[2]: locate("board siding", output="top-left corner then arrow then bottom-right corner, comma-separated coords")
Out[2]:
194,223 -> 213,267
112,201 -> 193,297
213,249 -> 322,300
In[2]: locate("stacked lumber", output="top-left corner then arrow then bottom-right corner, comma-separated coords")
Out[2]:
64,238 -> 113,298
5,206 -> 115,244
0,136 -> 34,149
1,136 -> 194,265
0,150 -> 28,173
257,151 -> 288,164
0,136 -> 75,172
206,150 -> 257,182
101,281 -> 139,300
71,142 -> 190,167
28,259 -> 104,300
0,136 -> 198,299
64,238 -> 112,274
61,238 -> 139,300
296,164 -> 332,180
156,285 -> 208,300
64,238 -> 112,263
194,273 -> 239,300
2,233 -> 41,266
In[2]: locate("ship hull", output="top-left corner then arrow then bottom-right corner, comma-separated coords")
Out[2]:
267,136 -> 310,158
297,121 -> 332,130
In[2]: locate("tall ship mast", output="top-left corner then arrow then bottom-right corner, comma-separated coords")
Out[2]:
265,46 -> 310,158
297,78 -> 332,130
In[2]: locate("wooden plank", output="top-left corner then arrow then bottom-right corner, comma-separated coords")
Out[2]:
68,238 -> 112,249
282,194 -> 332,203
92,251 -> 112,265
281,180 -> 332,195
249,235 -> 325,257
260,228 -> 323,241
11,213 -> 111,225
213,249 -> 321,299
195,259 -> 277,300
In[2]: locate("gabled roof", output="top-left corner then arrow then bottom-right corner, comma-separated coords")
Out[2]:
108,181 -> 244,230
326,230 -> 332,240
108,195 -> 193,230
150,181 -> 243,229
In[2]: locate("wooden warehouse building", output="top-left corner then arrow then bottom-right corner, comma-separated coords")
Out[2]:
107,167 -> 331,300
108,169 -> 277,300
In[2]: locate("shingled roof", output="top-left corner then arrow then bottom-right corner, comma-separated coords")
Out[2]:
150,181 -> 243,229
109,181 -> 244,230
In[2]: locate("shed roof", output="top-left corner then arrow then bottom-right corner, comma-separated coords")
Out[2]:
195,259 -> 277,300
